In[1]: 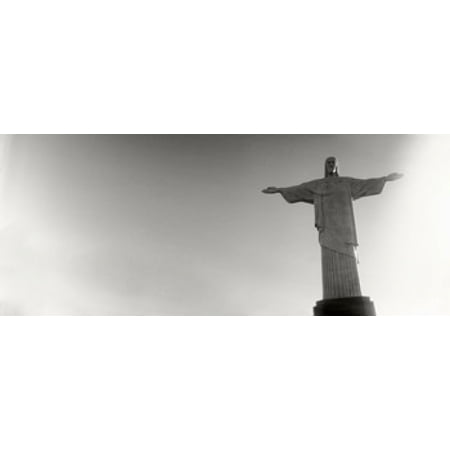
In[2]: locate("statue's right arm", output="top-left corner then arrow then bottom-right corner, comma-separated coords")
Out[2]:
262,186 -> 282,194
262,183 -> 315,204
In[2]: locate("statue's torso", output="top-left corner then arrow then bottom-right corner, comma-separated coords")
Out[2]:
281,176 -> 386,257
307,178 -> 358,255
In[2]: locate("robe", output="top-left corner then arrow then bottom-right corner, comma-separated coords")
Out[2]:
279,176 -> 387,257
279,176 -> 386,299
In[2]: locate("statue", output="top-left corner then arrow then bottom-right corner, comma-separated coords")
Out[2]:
263,157 -> 403,315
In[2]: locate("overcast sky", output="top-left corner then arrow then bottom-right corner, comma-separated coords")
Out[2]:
0,134 -> 448,315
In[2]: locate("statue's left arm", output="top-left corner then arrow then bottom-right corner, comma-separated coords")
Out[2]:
350,173 -> 403,200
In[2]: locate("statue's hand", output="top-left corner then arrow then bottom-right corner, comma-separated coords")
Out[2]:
262,187 -> 280,194
385,173 -> 404,182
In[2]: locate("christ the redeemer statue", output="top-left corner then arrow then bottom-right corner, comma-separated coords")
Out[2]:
263,157 -> 403,316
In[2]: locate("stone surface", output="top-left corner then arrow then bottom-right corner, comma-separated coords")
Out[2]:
321,247 -> 362,299
263,158 -> 402,310
313,296 -> 376,316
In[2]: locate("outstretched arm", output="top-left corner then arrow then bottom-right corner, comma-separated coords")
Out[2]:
385,172 -> 404,182
262,182 -> 315,204
350,173 -> 404,200
262,186 -> 282,194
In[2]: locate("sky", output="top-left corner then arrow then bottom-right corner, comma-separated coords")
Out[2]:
0,134 -> 448,315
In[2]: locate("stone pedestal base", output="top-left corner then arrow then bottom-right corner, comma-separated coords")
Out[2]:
313,297 -> 376,316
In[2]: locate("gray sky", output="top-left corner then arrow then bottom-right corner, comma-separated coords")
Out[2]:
0,134 -> 448,315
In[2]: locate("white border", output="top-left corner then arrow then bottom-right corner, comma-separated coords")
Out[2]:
1,317 -> 449,450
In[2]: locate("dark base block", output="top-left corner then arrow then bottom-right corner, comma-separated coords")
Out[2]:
314,297 -> 376,316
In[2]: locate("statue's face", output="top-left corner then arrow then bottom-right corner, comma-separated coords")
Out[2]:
326,158 -> 338,176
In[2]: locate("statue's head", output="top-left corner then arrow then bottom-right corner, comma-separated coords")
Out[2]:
325,157 -> 339,177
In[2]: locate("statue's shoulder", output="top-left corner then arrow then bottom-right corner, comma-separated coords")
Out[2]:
303,178 -> 325,187
296,178 -> 326,193
336,177 -> 354,182
324,177 -> 356,191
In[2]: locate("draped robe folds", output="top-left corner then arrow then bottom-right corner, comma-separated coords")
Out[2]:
279,176 -> 386,299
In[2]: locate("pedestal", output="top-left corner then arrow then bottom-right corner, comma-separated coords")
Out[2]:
313,296 -> 376,316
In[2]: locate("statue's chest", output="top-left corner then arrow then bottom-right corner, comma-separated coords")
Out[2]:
319,182 -> 353,215
319,181 -> 350,197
